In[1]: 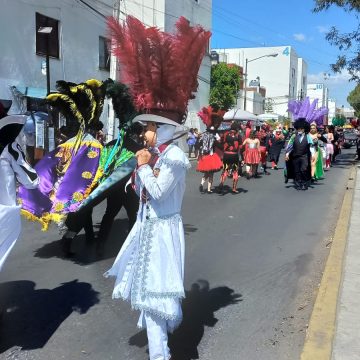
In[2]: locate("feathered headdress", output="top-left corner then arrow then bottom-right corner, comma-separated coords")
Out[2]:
107,15 -> 211,124
198,106 -> 224,129
288,97 -> 328,126
47,79 -> 107,128
105,80 -> 137,128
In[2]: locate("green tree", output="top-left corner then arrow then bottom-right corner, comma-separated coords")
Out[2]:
347,84 -> 360,117
332,114 -> 346,126
314,0 -> 360,80
209,63 -> 241,111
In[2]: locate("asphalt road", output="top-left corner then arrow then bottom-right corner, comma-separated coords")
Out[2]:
0,150 -> 355,360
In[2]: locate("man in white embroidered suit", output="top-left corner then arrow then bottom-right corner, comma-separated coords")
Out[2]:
106,115 -> 189,360
0,115 -> 40,271
105,14 -> 210,359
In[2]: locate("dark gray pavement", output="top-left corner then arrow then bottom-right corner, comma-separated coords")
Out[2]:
0,151 -> 355,360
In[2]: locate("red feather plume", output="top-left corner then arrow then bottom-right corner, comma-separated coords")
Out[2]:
198,106 -> 224,128
107,15 -> 211,121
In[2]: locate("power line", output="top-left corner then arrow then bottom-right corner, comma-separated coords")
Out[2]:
77,0 -> 106,18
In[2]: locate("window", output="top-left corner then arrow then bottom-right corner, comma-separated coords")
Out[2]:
36,12 -> 60,58
99,36 -> 110,71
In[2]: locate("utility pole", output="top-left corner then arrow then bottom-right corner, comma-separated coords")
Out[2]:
107,0 -> 121,141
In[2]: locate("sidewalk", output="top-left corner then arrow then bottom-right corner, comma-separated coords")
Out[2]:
301,162 -> 360,360
332,164 -> 360,359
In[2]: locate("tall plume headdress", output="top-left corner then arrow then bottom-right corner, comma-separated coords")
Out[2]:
107,15 -> 211,124
288,97 -> 328,126
198,106 -> 224,129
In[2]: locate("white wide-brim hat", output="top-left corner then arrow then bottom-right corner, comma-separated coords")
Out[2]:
0,114 -> 27,130
133,114 -> 188,140
133,114 -> 180,127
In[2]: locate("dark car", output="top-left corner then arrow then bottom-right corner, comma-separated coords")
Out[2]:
342,131 -> 358,149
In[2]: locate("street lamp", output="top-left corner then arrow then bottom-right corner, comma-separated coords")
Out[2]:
38,26 -> 53,95
243,53 -> 278,111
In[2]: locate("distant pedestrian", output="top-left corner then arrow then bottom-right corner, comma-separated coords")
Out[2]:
196,107 -> 223,194
284,118 -> 315,190
324,126 -> 334,169
268,127 -> 285,170
187,128 -> 197,158
218,122 -> 242,193
257,124 -> 271,175
242,130 -> 261,179
194,128 -> 201,158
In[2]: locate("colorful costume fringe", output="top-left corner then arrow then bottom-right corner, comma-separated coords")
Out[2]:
19,134 -> 102,230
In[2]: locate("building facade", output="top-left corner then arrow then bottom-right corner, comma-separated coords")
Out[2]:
0,0 -> 113,116
327,99 -> 337,124
307,83 -> 329,124
212,46 -> 308,117
1,0 -> 211,140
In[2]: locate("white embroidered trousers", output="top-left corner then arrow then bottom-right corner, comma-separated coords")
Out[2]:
144,311 -> 171,360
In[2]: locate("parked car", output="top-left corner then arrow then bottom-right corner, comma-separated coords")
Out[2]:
342,131 -> 358,148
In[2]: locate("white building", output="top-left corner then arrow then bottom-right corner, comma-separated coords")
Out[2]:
118,0 -> 212,132
306,83 -> 329,124
307,83 -> 329,108
212,46 -> 308,117
327,99 -> 336,125
0,0 -> 113,118
1,0 -> 211,138
297,58 -> 307,100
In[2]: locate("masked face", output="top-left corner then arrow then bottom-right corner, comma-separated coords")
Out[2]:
144,122 -> 157,148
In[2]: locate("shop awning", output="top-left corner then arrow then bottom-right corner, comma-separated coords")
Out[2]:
14,86 -> 48,99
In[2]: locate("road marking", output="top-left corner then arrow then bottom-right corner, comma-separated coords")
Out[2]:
301,166 -> 357,360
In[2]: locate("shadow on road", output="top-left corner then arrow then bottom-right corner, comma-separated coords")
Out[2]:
183,224 -> 198,236
33,218 -> 130,265
0,280 -> 99,352
214,185 -> 248,196
128,280 -> 242,360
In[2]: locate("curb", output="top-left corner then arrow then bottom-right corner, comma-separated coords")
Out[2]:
300,166 -> 357,360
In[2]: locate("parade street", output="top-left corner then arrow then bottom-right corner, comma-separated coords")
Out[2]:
0,151 -> 354,360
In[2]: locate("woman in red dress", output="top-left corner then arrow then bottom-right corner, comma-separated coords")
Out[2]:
242,130 -> 261,179
196,107 -> 223,193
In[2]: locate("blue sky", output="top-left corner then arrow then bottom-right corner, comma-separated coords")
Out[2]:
210,0 -> 358,107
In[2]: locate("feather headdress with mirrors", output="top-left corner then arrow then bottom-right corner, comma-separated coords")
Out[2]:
107,15 -> 211,126
198,106 -> 224,130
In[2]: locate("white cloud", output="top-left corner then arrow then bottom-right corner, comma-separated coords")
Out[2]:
307,71 -> 351,85
293,33 -> 306,42
317,25 -> 329,34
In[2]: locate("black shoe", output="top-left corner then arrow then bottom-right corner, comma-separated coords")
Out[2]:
284,176 -> 288,184
302,185 -> 308,191
246,174 -> 251,180
265,171 -> 270,175
199,184 -> 204,193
